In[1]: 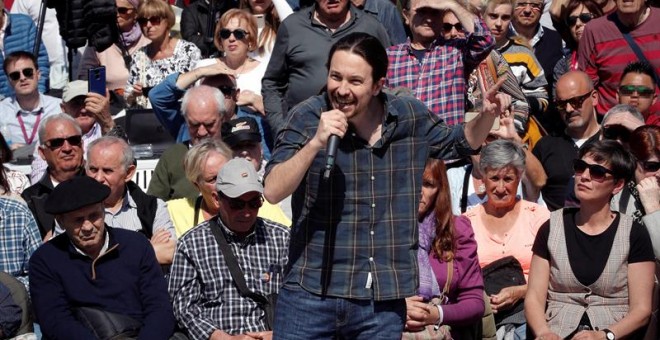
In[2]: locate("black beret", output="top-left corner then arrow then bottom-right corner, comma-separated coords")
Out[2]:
45,176 -> 110,214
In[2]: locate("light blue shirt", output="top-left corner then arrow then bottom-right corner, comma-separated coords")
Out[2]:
0,93 -> 61,145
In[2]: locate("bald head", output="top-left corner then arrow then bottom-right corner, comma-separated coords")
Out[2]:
556,71 -> 593,94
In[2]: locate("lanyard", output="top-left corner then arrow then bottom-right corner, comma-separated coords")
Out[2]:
16,109 -> 42,145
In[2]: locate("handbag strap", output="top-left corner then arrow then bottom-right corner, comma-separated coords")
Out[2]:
443,260 -> 454,295
460,165 -> 472,213
209,218 -> 268,305
616,18 -> 660,86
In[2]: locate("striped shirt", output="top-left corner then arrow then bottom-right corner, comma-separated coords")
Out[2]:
0,198 -> 41,288
168,217 -> 289,339
578,8 -> 660,115
386,17 -> 494,126
266,93 -> 477,301
497,39 -> 549,114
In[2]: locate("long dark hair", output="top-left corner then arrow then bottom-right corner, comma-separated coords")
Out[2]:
0,133 -> 13,193
326,32 -> 388,82
423,159 -> 457,262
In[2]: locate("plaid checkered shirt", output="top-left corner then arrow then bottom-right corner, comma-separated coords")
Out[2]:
168,216 -> 289,339
386,17 -> 494,126
0,198 -> 41,289
265,93 -> 478,301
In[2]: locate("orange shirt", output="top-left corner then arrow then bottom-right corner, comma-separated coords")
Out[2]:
464,200 -> 550,281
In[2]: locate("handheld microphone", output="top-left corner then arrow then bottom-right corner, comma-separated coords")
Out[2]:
323,134 -> 340,180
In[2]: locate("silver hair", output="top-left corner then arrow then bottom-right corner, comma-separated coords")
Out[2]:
86,136 -> 135,171
602,104 -> 645,125
478,139 -> 526,175
183,138 -> 233,184
181,85 -> 227,119
38,113 -> 82,144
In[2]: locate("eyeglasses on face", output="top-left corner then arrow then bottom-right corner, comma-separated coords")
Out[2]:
515,2 -> 542,10
219,28 -> 248,40
573,159 -> 614,182
8,68 -> 35,81
566,13 -> 594,26
117,6 -> 134,15
618,85 -> 655,98
555,91 -> 592,111
442,22 -> 463,32
137,16 -> 162,26
602,124 -> 632,143
221,193 -> 263,210
44,135 -> 83,149
640,160 -> 660,172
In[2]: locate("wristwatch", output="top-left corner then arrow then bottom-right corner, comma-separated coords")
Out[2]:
602,329 -> 615,340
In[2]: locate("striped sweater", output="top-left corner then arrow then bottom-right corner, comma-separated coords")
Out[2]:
578,8 -> 660,116
497,38 -> 549,116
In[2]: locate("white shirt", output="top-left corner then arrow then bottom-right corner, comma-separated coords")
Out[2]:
0,93 -> 61,145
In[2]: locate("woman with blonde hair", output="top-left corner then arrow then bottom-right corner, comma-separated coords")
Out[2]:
239,0 -> 293,62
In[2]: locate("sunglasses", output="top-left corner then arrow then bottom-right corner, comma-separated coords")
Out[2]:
640,161 -> 660,172
442,22 -> 463,32
221,193 -> 263,210
219,28 -> 248,40
555,91 -> 592,111
117,6 -> 134,15
8,68 -> 35,81
602,124 -> 631,143
218,85 -> 237,97
44,135 -> 82,149
137,16 -> 162,26
618,85 -> 655,98
566,13 -> 594,26
573,159 -> 614,182
515,2 -> 542,10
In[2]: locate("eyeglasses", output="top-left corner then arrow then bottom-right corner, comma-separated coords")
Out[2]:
44,135 -> 82,149
442,22 -> 463,32
640,161 -> 660,172
218,85 -> 237,97
566,13 -> 594,26
221,193 -> 263,210
602,124 -> 631,143
555,91 -> 592,111
8,68 -> 35,81
515,2 -> 542,10
573,159 -> 614,182
137,16 -> 162,26
219,28 -> 248,40
117,6 -> 134,15
618,85 -> 655,98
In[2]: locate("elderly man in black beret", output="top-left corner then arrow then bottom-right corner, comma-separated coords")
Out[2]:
28,176 -> 176,339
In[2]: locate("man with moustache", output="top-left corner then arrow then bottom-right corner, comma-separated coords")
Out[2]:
532,71 -> 601,210
28,176 -> 175,339
578,0 -> 660,117
261,0 -> 390,139
22,114 -> 85,239
264,33 -> 508,338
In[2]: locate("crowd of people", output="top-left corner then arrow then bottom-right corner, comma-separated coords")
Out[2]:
0,0 -> 658,339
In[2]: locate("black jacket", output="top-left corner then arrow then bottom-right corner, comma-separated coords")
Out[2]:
181,0 -> 235,57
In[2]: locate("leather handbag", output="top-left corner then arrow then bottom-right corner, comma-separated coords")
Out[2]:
72,306 -> 141,340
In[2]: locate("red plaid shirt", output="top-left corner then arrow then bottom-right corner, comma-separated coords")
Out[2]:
386,18 -> 494,126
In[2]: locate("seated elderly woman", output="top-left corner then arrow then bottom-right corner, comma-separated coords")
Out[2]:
405,159 -> 486,339
167,139 -> 232,237
612,125 -> 660,258
462,139 -> 550,338
526,139 -> 655,339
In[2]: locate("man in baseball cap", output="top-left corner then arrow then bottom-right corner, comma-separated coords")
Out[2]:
168,157 -> 290,339
29,176 -> 175,339
221,117 -> 265,176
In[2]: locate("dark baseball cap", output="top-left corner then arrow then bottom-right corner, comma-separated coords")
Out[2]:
221,117 -> 261,148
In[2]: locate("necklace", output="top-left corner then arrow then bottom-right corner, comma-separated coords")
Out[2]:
224,57 -> 250,79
